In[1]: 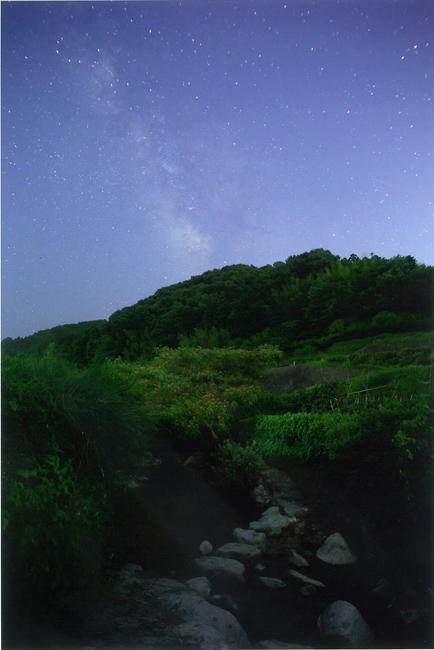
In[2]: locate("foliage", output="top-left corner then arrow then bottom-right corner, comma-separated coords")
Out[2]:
4,250 -> 432,362
2,350 -> 154,613
114,345 -> 282,442
214,440 -> 265,491
254,411 -> 360,461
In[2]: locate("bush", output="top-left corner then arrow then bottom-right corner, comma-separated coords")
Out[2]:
2,350 -> 154,615
254,411 -> 360,461
215,440 -> 265,491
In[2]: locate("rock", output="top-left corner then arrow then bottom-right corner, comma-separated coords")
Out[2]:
216,542 -> 262,563
259,576 -> 287,589
255,563 -> 266,571
186,577 -> 211,598
233,527 -> 267,550
288,549 -> 309,568
253,478 -> 273,507
316,532 -> 357,565
250,506 -> 291,536
199,539 -> 213,555
101,568 -> 250,649
192,556 -> 245,589
163,589 -> 250,649
317,600 -> 374,648
277,498 -> 308,518
288,570 -> 325,588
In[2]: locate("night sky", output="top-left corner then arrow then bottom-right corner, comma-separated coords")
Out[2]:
2,1 -> 433,338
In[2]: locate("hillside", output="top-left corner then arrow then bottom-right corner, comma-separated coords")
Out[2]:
3,249 -> 433,362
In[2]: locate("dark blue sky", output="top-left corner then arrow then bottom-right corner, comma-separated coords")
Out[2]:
2,1 -> 433,338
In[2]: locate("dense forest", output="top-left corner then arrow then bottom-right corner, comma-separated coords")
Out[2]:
2,249 -> 433,648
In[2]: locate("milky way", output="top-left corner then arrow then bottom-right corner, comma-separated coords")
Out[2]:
2,1 -> 433,337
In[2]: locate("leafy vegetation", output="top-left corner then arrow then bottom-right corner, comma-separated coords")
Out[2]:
2,350 -> 154,617
4,250 -> 432,363
2,249 -> 433,639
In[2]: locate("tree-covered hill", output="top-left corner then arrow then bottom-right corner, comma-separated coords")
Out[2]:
4,249 -> 432,363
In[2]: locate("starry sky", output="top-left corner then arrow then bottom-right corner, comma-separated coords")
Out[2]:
2,1 -> 433,338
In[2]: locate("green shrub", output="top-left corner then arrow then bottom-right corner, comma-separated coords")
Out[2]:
215,440 -> 265,490
2,350 -> 154,614
254,411 -> 360,461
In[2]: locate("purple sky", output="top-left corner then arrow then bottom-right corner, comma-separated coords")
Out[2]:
2,0 -> 433,338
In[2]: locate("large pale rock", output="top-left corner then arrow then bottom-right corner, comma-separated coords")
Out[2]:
193,556 -> 245,589
233,527 -> 266,550
109,568 -> 250,649
164,589 -> 250,649
317,600 -> 374,648
250,506 -> 291,536
216,542 -> 262,563
186,576 -> 211,598
316,532 -> 357,565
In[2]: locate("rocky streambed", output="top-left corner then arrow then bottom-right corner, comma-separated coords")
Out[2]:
77,447 -> 432,650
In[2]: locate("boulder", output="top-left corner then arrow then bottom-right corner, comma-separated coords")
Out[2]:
258,576 -> 287,589
288,549 -> 309,568
233,527 -> 266,550
163,589 -> 250,649
316,532 -> 356,565
186,576 -> 212,599
317,600 -> 374,648
192,556 -> 245,589
216,542 -> 262,563
250,506 -> 291,536
102,567 -> 250,649
288,570 -> 325,588
199,539 -> 213,555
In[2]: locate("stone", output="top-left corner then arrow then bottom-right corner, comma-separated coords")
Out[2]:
163,589 -> 250,649
199,539 -> 213,555
316,532 -> 356,565
233,527 -> 267,550
277,498 -> 308,518
186,577 -> 211,599
255,563 -> 266,571
288,549 -> 309,568
216,542 -> 262,563
250,506 -> 291,536
259,576 -> 287,589
288,570 -> 325,588
317,600 -> 374,648
106,569 -> 250,649
192,556 -> 245,589
253,479 -> 273,507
